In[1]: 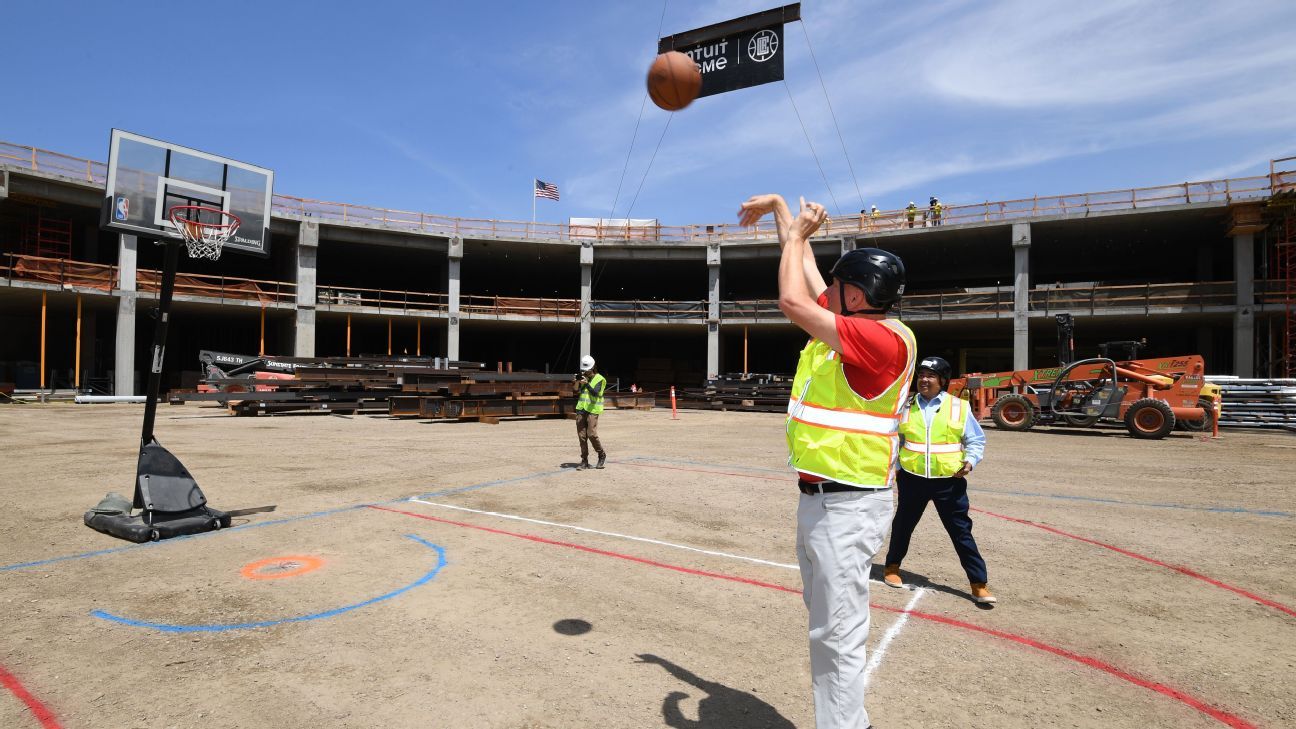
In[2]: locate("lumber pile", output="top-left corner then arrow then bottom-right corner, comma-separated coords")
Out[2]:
676,373 -> 793,413
174,354 -> 579,422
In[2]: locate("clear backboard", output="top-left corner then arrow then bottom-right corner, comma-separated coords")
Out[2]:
101,129 -> 274,256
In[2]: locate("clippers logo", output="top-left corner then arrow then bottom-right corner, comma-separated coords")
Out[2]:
114,196 -> 129,221
747,29 -> 778,62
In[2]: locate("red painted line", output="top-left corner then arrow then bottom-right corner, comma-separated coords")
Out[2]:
628,461 -> 1296,620
884,608 -> 1257,729
0,665 -> 62,729
367,506 -> 799,594
972,507 -> 1296,618
374,503 -> 1257,728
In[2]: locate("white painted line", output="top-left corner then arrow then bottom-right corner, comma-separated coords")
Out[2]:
410,498 -> 798,570
862,587 -> 926,688
408,498 -> 897,589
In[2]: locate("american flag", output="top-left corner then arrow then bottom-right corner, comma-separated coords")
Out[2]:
534,179 -> 560,201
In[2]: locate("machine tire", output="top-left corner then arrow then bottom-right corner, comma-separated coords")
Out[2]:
1125,398 -> 1175,439
991,394 -> 1036,431
1178,397 -> 1215,432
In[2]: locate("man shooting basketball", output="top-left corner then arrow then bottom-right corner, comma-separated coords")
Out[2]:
739,193 -> 914,729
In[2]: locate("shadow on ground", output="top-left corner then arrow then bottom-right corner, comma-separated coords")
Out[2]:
636,653 -> 794,728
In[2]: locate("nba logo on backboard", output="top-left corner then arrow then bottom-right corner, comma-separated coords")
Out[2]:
114,197 -> 129,221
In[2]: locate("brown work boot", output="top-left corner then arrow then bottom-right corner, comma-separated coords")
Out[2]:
970,582 -> 997,604
883,564 -> 904,589
577,459 -> 590,471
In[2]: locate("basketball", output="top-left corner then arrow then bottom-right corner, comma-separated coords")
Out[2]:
647,51 -> 702,112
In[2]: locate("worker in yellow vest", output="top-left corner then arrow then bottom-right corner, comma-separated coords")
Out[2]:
740,192 -> 914,729
574,355 -> 607,470
883,356 -> 995,604
929,196 -> 944,226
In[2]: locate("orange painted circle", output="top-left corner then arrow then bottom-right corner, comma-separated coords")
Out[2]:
240,555 -> 325,581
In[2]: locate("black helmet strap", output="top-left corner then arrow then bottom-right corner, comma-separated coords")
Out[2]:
837,279 -> 880,316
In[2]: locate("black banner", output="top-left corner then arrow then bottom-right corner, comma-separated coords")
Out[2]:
658,4 -> 799,99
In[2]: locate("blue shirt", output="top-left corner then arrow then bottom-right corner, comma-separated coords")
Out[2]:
903,391 -> 986,468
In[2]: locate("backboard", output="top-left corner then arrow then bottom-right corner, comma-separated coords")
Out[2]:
101,129 -> 274,256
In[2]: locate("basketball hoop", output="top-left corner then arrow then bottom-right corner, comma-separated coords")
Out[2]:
168,206 -> 241,260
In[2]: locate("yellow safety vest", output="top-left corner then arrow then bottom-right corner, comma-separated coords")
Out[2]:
898,393 -> 968,478
576,373 -> 606,415
786,319 -> 917,488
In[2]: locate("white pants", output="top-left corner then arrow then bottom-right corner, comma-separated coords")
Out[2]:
796,489 -> 895,729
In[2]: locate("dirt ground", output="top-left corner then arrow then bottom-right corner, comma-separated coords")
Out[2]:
1,403 -> 1293,729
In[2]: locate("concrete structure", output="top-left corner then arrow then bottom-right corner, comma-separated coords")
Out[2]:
1,144 -> 1292,393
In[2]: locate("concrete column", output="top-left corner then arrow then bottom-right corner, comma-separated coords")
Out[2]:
706,243 -> 721,378
114,234 -> 137,395
446,236 -> 463,361
294,220 -> 319,357
1012,223 -> 1031,371
1233,232 -> 1255,376
579,242 -> 593,360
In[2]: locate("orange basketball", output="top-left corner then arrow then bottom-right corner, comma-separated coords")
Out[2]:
647,51 -> 702,112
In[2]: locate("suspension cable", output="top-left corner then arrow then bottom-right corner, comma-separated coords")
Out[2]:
783,80 -> 843,219
801,21 -> 864,212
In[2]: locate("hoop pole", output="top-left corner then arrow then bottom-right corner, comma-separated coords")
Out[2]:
76,295 -> 82,390
139,240 -> 180,452
40,292 -> 47,391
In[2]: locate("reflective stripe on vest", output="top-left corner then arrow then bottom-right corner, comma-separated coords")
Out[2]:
786,319 -> 917,489
576,373 -> 606,415
898,392 -> 969,478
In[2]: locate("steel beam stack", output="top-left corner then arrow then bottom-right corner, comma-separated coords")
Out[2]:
1207,376 -> 1296,431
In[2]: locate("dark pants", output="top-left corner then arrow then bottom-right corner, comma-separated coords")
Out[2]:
576,411 -> 604,460
884,469 -> 988,584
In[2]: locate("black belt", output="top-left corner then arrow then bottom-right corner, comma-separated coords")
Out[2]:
798,479 -> 890,495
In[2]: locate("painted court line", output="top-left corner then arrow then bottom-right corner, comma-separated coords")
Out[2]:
91,534 -> 447,633
0,664 -> 62,729
410,498 -> 799,571
862,587 -> 926,688
628,457 -> 1296,618
369,505 -> 802,595
0,468 -> 569,573
972,507 -> 1296,619
628,457 -> 1291,518
372,504 -> 1255,728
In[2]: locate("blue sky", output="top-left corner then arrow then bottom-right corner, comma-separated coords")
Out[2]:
7,0 -> 1296,226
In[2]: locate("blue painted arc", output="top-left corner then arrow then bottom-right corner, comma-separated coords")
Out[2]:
89,534 -> 446,632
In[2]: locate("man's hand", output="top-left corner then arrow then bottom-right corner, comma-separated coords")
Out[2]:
738,194 -> 791,228
790,197 -> 827,239
955,462 -> 973,478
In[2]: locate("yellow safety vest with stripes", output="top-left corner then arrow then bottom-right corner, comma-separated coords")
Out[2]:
898,392 -> 969,478
576,373 -> 606,415
786,319 -> 917,489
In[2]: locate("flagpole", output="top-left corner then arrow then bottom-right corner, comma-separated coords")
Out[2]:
531,179 -> 536,237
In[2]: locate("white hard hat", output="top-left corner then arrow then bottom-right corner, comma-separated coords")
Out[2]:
579,355 -> 595,371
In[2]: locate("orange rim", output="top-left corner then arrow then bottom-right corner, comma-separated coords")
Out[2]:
1000,402 -> 1028,425
240,555 -> 325,581
1134,409 -> 1164,432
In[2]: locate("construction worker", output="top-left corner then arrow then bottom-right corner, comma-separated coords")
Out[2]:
574,355 -> 607,470
905,201 -> 918,228
739,192 -> 914,729
929,196 -> 943,226
883,356 -> 995,604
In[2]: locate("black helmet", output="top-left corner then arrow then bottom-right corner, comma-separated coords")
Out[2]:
916,356 -> 953,386
830,248 -> 906,311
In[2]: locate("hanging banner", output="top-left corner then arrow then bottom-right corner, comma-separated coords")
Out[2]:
657,4 -> 800,99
